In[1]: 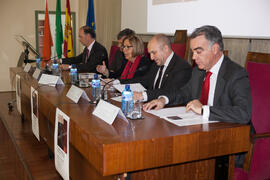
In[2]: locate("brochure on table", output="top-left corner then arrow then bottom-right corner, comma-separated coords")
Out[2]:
148,106 -> 218,126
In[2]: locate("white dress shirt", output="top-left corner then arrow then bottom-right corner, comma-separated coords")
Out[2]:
161,54 -> 224,120
142,52 -> 174,101
86,40 -> 95,58
61,40 -> 95,68
202,54 -> 224,120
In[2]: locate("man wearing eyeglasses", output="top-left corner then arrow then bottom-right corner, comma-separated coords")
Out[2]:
60,26 -> 108,73
122,34 -> 192,102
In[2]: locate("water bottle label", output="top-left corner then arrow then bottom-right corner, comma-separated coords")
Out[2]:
121,91 -> 133,116
70,68 -> 78,84
92,79 -> 101,101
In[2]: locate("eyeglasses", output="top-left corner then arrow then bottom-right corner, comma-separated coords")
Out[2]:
122,45 -> 133,50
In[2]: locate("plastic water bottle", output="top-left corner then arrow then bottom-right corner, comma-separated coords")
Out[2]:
121,84 -> 133,116
69,65 -> 78,84
51,59 -> 59,76
91,74 -> 101,102
36,55 -> 41,69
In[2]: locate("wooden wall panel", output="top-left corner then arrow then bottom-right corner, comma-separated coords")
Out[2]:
250,39 -> 270,53
223,38 -> 250,66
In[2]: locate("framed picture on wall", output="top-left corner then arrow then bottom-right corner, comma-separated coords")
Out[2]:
35,10 -> 76,58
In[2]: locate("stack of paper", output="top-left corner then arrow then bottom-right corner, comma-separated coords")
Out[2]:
147,107 -> 218,126
113,83 -> 146,92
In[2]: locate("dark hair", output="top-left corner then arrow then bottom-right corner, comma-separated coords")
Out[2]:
117,28 -> 135,40
81,25 -> 96,39
122,35 -> 144,57
190,25 -> 224,51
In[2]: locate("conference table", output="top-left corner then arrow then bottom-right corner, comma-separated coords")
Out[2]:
10,67 -> 250,180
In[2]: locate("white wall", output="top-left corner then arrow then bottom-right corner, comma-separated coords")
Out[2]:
121,0 -> 147,34
122,0 -> 270,38
0,0 -> 79,91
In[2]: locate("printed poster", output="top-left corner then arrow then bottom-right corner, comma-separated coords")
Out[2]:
15,74 -> 21,114
54,108 -> 70,180
31,86 -> 40,141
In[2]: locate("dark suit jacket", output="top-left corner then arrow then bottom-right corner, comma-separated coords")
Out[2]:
110,56 -> 152,79
62,41 -> 108,73
109,49 -> 125,73
164,56 -> 252,124
121,53 -> 192,101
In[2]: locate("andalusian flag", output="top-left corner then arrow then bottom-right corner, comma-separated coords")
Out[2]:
86,0 -> 95,31
42,0 -> 53,64
64,0 -> 74,58
55,0 -> 63,59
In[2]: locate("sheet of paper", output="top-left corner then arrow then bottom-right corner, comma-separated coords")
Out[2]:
113,83 -> 146,92
93,99 -> 127,125
148,107 -> 218,126
111,96 -> 121,102
38,74 -> 64,87
66,85 -> 89,103
54,108 -> 70,180
31,87 -> 40,141
83,73 -> 101,79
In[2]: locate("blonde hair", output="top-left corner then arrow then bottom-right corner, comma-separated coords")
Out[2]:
123,35 -> 144,57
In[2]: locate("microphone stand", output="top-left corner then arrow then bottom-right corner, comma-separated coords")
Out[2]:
98,79 -> 115,102
24,44 -> 37,65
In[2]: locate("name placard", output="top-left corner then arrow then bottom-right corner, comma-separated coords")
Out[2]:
93,99 -> 127,125
38,74 -> 64,87
66,85 -> 90,103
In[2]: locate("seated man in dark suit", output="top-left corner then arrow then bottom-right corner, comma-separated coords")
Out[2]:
143,25 -> 252,169
122,34 -> 192,102
60,26 -> 108,73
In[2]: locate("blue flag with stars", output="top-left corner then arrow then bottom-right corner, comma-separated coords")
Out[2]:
86,0 -> 95,31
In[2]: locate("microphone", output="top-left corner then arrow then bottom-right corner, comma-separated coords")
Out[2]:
100,79 -> 115,101
42,50 -> 71,61
120,65 -> 149,79
41,50 -> 71,74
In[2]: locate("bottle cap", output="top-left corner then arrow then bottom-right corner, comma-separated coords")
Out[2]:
71,64 -> 76,68
125,84 -> 130,90
94,73 -> 98,79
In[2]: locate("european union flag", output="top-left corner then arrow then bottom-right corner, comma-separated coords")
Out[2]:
86,0 -> 95,31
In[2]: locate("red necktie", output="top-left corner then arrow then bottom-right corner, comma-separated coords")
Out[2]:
85,48 -> 89,63
200,71 -> 212,105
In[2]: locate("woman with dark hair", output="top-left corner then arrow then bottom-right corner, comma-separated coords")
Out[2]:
97,35 -> 151,80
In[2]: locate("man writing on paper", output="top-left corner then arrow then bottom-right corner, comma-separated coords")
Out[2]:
60,26 -> 108,73
122,34 -> 192,102
143,25 -> 252,168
